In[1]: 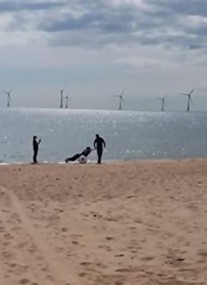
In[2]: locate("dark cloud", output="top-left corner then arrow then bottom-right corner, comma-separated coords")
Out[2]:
39,1 -> 139,33
3,0 -> 207,50
0,0 -> 65,13
146,0 -> 207,17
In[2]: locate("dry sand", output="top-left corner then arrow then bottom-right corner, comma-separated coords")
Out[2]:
0,159 -> 207,285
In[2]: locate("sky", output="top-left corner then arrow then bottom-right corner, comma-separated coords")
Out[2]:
1,0 -> 207,111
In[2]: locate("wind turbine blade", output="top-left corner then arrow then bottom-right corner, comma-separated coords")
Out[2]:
189,87 -> 195,95
121,89 -> 125,96
60,87 -> 66,92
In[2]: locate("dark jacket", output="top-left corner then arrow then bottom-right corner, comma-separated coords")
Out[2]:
94,136 -> 106,150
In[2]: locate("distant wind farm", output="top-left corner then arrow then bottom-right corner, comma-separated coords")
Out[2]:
0,84 -> 205,112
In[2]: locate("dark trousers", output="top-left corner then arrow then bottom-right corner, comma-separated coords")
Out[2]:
97,148 -> 103,164
66,153 -> 80,162
33,149 -> 38,163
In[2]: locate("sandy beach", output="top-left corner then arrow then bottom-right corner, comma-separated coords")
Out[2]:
0,159 -> 206,285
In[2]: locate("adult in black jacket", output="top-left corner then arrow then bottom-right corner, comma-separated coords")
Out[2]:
32,136 -> 41,164
93,134 -> 106,164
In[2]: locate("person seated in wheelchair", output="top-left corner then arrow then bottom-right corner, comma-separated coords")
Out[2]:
65,146 -> 92,163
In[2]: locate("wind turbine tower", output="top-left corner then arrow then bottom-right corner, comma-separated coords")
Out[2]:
181,88 -> 195,112
157,95 -> 167,111
3,89 -> 13,107
60,89 -> 65,108
115,89 -> 125,110
65,96 -> 70,109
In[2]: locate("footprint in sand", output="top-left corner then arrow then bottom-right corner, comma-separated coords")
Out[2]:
19,278 -> 30,284
197,251 -> 207,257
140,256 -> 155,261
4,233 -> 13,240
78,272 -> 87,277
105,236 -> 114,241
80,262 -> 93,267
8,262 -> 17,268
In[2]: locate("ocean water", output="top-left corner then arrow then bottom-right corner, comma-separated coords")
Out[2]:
0,108 -> 207,163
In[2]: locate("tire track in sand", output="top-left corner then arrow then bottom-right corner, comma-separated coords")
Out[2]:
0,186 -> 81,285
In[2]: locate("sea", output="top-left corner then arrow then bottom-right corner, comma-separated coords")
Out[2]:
0,108 -> 207,164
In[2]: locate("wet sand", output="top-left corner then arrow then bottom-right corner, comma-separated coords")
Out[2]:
0,159 -> 206,285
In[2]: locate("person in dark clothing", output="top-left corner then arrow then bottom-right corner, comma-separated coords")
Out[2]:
93,134 -> 106,164
32,136 -> 41,164
65,146 -> 92,163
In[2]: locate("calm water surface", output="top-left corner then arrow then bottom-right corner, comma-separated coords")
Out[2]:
0,108 -> 207,163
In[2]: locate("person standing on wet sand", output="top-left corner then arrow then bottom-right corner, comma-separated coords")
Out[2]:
32,136 -> 41,164
93,134 -> 106,164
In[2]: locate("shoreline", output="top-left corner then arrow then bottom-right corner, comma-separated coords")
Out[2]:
0,156 -> 206,166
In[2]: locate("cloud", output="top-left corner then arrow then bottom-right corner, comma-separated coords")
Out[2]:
0,0 -> 67,33
0,0 -> 65,13
1,1 -> 207,110
1,0 -> 207,52
146,0 -> 207,17
26,0 -> 206,51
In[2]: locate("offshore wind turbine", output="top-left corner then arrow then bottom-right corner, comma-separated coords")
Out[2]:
3,88 -> 13,107
115,89 -> 125,110
181,88 -> 195,112
65,95 -> 71,109
59,88 -> 65,108
157,95 -> 167,111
